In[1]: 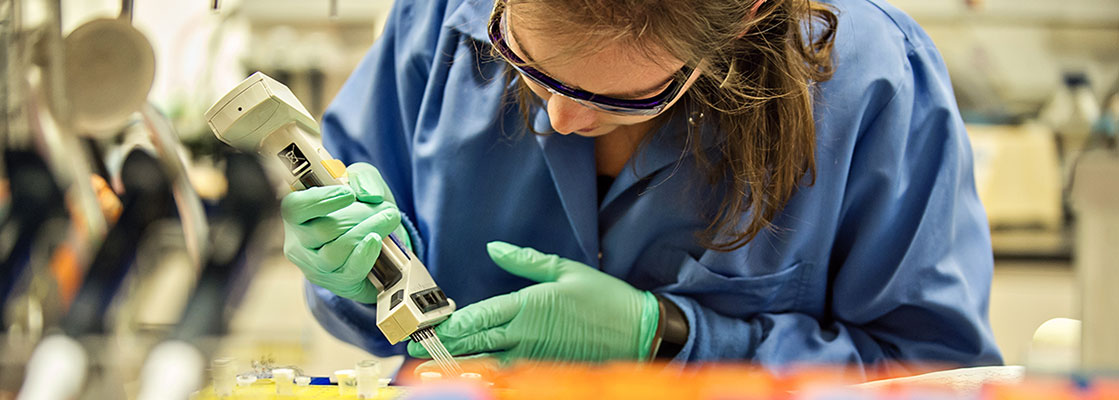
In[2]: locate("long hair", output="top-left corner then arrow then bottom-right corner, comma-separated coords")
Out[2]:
499,0 -> 838,251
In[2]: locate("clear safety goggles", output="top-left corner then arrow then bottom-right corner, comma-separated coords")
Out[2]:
487,1 -> 695,116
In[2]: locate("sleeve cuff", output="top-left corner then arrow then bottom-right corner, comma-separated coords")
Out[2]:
398,209 -> 425,261
303,280 -> 405,357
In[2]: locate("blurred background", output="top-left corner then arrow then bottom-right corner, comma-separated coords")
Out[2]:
0,0 -> 1117,396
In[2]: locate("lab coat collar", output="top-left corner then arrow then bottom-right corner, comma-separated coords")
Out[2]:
601,109 -> 723,208
533,131 -> 601,266
445,0 -> 493,45
530,107 -> 722,264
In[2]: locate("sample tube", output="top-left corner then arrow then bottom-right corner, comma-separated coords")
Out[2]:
460,372 -> 495,388
460,372 -> 482,380
356,360 -> 380,399
273,368 -> 294,396
236,375 -> 257,387
335,369 -> 356,396
420,371 -> 443,383
212,358 -> 235,397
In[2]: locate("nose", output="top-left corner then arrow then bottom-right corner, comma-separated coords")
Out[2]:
545,95 -> 597,134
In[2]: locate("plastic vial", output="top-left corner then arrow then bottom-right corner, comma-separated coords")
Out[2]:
236,374 -> 257,387
273,368 -> 295,396
420,371 -> 443,383
211,358 -> 236,397
356,360 -> 380,399
335,369 -> 356,396
295,375 -> 311,387
460,372 -> 493,387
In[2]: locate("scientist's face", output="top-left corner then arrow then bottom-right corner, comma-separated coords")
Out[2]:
500,6 -> 700,137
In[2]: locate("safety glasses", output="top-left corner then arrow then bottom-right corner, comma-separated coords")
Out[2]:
487,1 -> 693,116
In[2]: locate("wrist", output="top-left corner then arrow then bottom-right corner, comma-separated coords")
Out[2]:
650,294 -> 688,360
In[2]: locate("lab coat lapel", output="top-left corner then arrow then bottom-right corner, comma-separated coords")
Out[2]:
534,134 -> 600,265
601,111 -> 717,208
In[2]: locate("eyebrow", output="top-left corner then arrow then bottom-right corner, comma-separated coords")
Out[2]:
506,19 -> 675,100
613,78 -> 674,99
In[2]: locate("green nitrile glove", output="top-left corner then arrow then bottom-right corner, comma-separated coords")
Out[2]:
408,241 -> 660,363
281,163 -> 409,303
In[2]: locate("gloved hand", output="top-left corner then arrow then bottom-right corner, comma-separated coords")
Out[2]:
407,241 -> 660,363
281,162 -> 408,303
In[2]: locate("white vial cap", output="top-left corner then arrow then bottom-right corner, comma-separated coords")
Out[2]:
356,359 -> 380,376
336,369 -> 357,396
295,376 -> 311,386
272,368 -> 295,381
420,371 -> 443,382
236,375 -> 257,386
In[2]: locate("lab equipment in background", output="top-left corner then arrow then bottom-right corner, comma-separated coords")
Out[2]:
13,335 -> 88,400
0,150 -> 68,396
967,124 -> 1063,231
1069,149 -> 1119,371
0,150 -> 66,311
19,149 -> 174,400
1097,92 -> 1119,142
135,152 -> 277,400
1026,317 -> 1081,373
203,72 -> 460,373
54,0 -> 155,137
8,0 -> 110,246
1042,72 -> 1101,139
35,0 -> 156,239
140,103 -> 211,271
62,150 -> 173,338
1,0 -> 10,140
1040,73 -> 1103,177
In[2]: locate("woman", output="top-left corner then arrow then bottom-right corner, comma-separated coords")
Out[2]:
283,0 -> 1002,373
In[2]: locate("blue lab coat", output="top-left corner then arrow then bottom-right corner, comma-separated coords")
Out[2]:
304,0 -> 1003,372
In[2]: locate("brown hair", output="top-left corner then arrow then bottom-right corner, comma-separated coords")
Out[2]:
499,0 -> 838,251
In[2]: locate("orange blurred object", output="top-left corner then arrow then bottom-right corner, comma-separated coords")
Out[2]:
90,174 -> 123,224
398,359 -> 1113,400
1086,379 -> 1119,400
693,363 -> 777,400
47,244 -> 82,308
51,174 -> 122,309
486,361 -> 779,400
984,380 -> 1079,400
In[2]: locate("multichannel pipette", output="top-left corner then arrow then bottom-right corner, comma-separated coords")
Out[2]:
204,72 -> 461,375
